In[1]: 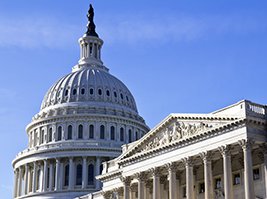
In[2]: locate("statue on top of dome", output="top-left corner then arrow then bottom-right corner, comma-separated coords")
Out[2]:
86,4 -> 99,37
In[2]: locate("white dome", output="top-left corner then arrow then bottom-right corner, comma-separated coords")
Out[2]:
41,66 -> 138,113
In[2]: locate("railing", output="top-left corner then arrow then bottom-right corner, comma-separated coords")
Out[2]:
246,101 -> 266,118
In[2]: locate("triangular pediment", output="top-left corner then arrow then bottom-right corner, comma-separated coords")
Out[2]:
118,113 -> 240,162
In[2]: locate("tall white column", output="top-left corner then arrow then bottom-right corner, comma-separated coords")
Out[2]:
82,156 -> 88,189
219,146 -> 233,199
239,139 -> 255,199
200,152 -> 213,199
43,159 -> 48,192
151,167 -> 160,199
17,167 -> 22,197
136,172 -> 145,199
166,163 -> 176,199
54,158 -> 60,191
122,177 -> 131,199
49,161 -> 54,191
95,157 -> 101,189
182,157 -> 194,199
13,169 -> 18,198
32,162 -> 37,193
68,157 -> 74,190
24,164 -> 29,195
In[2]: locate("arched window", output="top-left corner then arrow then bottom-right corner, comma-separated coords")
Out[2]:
48,128 -> 52,142
135,131 -> 138,140
100,164 -> 103,174
64,164 -> 69,186
128,129 -> 132,143
76,164 -> 82,185
37,169 -> 41,190
110,126 -> 115,140
78,124 -> 83,139
67,125 -> 72,140
88,164 -> 94,185
100,125 -> 105,139
120,128 -> 124,142
89,125 -> 94,139
57,126 -> 62,141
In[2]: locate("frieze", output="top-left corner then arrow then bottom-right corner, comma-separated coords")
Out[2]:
140,121 -> 214,153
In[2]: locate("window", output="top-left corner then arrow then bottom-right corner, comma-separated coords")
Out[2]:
37,169 -> 41,190
106,90 -> 110,96
253,168 -> 260,180
89,125 -> 94,139
183,186 -> 186,197
90,88 -> 94,95
120,128 -> 124,141
100,164 -> 103,174
73,89 -> 77,95
57,126 -> 62,141
64,164 -> 69,186
41,130 -> 44,144
100,125 -> 105,139
135,131 -> 138,140
199,182 -> 205,193
233,173 -> 241,185
114,91 -> 117,98
81,88 -> 85,95
88,164 -> 94,185
120,93 -> 124,99
98,89 -> 102,95
215,178 -> 222,189
110,126 -> 115,140
76,164 -> 82,185
65,90 -> 69,96
48,128 -> 52,142
128,129 -> 132,143
126,96 -> 129,101
78,124 -> 83,139
47,167 -> 50,189
67,125 -> 72,140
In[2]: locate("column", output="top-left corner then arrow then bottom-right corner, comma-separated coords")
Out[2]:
24,164 -> 29,195
13,169 -> 18,198
17,167 -> 22,197
151,167 -> 160,199
136,172 -> 146,199
82,156 -> 88,189
49,161 -> 54,191
54,158 -> 60,191
95,157 -> 101,189
166,163 -> 176,199
32,162 -> 37,193
200,152 -> 213,199
68,157 -> 74,190
239,139 -> 255,199
43,159 -> 48,192
219,146 -> 233,199
182,157 -> 194,199
263,144 -> 267,199
27,167 -> 32,193
176,173 -> 180,199
122,177 -> 131,199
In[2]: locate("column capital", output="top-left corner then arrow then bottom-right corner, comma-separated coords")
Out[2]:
102,191 -> 112,199
149,167 -> 161,177
164,162 -> 177,172
55,158 -> 60,163
259,143 -> 267,155
160,175 -> 167,184
182,157 -> 193,167
219,145 -> 232,156
121,176 -> 132,186
199,151 -> 212,162
134,172 -> 146,182
82,156 -> 87,160
238,139 -> 254,151
114,187 -> 124,196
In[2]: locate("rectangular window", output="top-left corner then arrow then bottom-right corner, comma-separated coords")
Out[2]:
199,182 -> 205,193
233,173 -> 241,185
183,186 -> 186,197
215,178 -> 222,189
253,168 -> 260,180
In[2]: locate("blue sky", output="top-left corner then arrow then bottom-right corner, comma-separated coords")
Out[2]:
1,0 -> 267,198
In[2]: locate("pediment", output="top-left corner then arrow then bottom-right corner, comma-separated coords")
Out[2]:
119,113 -> 239,161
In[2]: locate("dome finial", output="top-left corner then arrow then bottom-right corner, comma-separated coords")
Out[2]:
86,4 -> 99,37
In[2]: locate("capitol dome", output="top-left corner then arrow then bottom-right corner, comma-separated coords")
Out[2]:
12,4 -> 149,199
